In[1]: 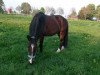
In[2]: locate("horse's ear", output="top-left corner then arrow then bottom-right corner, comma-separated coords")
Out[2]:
27,35 -> 31,41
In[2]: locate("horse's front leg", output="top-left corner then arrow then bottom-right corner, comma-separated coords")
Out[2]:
39,36 -> 44,52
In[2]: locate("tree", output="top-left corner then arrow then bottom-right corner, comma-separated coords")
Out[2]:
78,7 -> 88,20
21,2 -> 31,14
56,7 -> 64,15
86,4 -> 95,19
78,9 -> 84,19
45,7 -> 51,14
78,4 -> 96,20
50,7 -> 55,15
0,0 -> 4,7
16,5 -> 21,14
39,7 -> 45,13
0,6 -> 3,13
68,8 -> 77,19
45,7 -> 55,15
31,8 -> 39,16
8,7 -> 12,14
70,8 -> 77,16
0,0 -> 5,13
95,5 -> 100,20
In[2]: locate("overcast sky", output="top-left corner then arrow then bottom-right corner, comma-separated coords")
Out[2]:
3,0 -> 100,16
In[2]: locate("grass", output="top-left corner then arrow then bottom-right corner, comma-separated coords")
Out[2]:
0,14 -> 100,75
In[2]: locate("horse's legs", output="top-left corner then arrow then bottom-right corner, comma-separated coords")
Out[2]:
62,30 -> 68,47
39,36 -> 44,52
57,31 -> 65,52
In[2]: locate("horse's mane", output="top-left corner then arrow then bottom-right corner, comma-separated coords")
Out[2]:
29,12 -> 45,38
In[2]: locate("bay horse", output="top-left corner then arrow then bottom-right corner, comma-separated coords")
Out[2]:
27,12 -> 68,64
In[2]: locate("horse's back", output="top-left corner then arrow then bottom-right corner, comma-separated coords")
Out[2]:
44,15 -> 68,36
55,15 -> 68,30
44,15 -> 60,35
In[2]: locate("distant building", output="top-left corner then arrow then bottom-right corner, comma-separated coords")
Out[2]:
68,15 -> 78,20
5,8 -> 12,14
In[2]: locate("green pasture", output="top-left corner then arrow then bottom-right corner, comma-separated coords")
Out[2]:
0,14 -> 100,75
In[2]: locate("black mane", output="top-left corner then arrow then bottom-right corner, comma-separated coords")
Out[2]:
29,12 -> 45,39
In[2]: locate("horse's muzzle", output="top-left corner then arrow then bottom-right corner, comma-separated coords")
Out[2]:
28,55 -> 35,64
28,58 -> 34,64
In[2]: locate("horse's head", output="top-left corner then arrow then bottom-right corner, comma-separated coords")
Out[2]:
27,35 -> 37,64
27,12 -> 45,64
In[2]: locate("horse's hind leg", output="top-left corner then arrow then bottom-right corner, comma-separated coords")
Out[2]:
62,30 -> 68,48
57,31 -> 65,52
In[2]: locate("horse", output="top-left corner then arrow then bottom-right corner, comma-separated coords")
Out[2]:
27,12 -> 68,64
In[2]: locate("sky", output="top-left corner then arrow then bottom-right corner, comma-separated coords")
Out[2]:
3,0 -> 100,16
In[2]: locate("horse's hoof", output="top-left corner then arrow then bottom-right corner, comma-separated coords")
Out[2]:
56,48 -> 61,53
61,46 -> 64,50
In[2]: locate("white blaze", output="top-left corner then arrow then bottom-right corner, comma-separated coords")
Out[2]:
28,44 -> 35,64
31,44 -> 34,52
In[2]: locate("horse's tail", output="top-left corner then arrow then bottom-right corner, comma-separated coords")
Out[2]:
63,18 -> 68,47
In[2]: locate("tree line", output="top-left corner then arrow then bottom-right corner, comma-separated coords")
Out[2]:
15,3 -> 64,16
78,4 -> 100,20
0,0 -> 5,13
0,0 -> 100,20
0,1 -> 64,16
68,4 -> 100,20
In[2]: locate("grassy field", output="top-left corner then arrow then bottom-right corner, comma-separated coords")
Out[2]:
0,14 -> 100,75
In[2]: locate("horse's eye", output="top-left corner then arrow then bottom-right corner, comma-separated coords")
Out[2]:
27,35 -> 31,41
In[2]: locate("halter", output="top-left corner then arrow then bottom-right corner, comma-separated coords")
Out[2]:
31,36 -> 35,39
28,55 -> 35,59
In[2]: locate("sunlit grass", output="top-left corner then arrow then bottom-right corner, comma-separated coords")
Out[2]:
0,14 -> 100,75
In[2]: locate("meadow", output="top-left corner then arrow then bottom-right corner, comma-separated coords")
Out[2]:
0,14 -> 100,75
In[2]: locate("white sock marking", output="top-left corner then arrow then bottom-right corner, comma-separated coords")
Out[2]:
61,46 -> 64,50
56,48 -> 61,53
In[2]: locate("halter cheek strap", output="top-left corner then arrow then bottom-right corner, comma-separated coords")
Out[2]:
28,55 -> 35,59
31,36 -> 35,39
